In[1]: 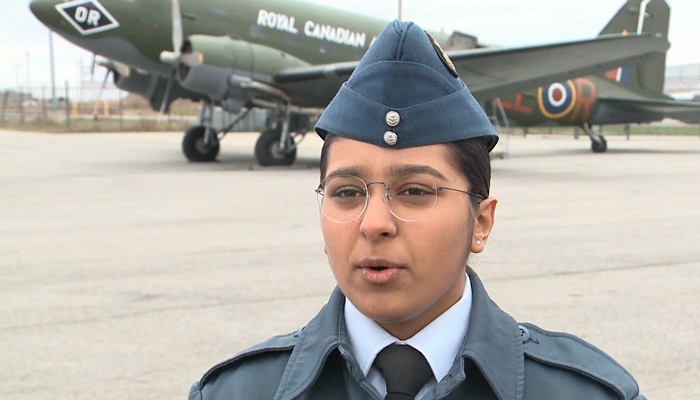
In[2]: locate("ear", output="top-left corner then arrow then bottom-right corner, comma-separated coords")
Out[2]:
471,197 -> 497,253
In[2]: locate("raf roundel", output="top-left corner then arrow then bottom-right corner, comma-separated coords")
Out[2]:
537,80 -> 578,119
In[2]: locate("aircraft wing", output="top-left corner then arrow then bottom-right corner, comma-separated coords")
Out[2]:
274,34 -> 669,107
597,97 -> 700,124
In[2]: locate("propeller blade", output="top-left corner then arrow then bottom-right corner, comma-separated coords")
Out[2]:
172,0 -> 183,53
90,54 -> 96,80
160,0 -> 184,65
159,71 -> 176,116
92,69 -> 111,120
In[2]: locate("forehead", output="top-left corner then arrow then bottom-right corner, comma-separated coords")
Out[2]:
326,137 -> 459,178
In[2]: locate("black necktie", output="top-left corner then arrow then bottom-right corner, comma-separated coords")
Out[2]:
373,344 -> 433,400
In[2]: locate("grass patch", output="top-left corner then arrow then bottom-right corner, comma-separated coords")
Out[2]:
0,117 -> 194,133
508,124 -> 700,137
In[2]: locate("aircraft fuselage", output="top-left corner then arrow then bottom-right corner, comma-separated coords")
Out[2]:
30,0 -> 399,77
497,75 -> 666,127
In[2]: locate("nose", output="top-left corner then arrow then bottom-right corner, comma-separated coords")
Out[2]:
29,0 -> 60,28
359,185 -> 397,239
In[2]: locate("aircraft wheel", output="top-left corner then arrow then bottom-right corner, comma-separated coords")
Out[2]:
254,128 -> 297,166
591,136 -> 607,153
182,125 -> 220,162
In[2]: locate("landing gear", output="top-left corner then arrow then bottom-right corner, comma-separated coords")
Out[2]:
254,127 -> 297,166
253,104 -> 311,166
180,98 -> 316,166
582,124 -> 607,153
591,136 -> 607,153
182,103 -> 221,162
182,125 -> 220,162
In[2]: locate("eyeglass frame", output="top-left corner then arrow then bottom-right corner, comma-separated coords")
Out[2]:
315,175 -> 484,223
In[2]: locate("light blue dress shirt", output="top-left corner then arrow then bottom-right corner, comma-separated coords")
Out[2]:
344,274 -> 473,399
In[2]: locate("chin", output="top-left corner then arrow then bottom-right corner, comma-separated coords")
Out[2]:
354,294 -> 413,322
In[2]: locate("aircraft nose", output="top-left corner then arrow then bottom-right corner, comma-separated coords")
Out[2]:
29,0 -> 59,27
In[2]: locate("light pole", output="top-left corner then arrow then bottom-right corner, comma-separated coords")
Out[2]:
398,0 -> 403,20
48,30 -> 57,109
26,52 -> 32,97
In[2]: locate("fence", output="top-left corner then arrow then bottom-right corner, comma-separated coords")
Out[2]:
0,85 -> 269,133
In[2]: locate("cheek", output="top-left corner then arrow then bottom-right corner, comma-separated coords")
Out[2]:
415,212 -> 472,266
321,221 -> 353,266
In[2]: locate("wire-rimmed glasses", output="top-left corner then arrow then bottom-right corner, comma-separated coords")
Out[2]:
315,174 -> 483,223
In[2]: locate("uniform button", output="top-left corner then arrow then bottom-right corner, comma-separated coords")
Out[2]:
519,325 -> 531,344
383,131 -> 398,146
385,111 -> 401,127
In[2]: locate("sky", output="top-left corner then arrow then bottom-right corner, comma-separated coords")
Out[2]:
2,0 -> 698,92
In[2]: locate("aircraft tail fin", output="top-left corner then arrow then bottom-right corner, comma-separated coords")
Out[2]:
598,0 -> 669,95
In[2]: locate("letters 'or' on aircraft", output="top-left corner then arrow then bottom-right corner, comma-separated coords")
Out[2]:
30,0 -> 670,165
494,0 -> 700,153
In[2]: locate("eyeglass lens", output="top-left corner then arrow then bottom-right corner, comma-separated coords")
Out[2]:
316,175 -> 439,223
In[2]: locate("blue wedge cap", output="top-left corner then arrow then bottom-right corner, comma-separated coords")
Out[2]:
315,20 -> 498,151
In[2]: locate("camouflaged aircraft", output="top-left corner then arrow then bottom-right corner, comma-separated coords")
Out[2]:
493,0 -> 700,153
30,0 -> 670,165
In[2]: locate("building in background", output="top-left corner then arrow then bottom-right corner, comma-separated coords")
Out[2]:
665,63 -> 700,101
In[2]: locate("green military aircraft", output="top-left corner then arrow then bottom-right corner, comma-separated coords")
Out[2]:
30,0 -> 670,165
494,0 -> 700,153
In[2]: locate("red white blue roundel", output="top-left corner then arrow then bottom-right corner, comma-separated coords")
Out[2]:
537,80 -> 577,119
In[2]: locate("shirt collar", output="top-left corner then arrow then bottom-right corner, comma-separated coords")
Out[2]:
344,273 -> 473,383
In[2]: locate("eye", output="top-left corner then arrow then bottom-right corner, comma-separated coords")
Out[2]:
395,184 -> 436,197
332,186 -> 366,198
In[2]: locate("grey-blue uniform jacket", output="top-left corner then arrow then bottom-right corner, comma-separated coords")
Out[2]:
189,269 -> 646,400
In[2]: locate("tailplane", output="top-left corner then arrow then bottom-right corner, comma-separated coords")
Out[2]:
598,0 -> 669,95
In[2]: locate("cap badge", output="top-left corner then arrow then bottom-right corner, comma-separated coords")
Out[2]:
427,32 -> 459,78
385,111 -> 401,127
383,131 -> 398,146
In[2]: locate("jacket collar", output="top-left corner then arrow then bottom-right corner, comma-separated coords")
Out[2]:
460,268 -> 524,400
273,287 -> 347,400
274,269 -> 524,400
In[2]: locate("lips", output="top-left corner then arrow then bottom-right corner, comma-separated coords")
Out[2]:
357,258 -> 404,284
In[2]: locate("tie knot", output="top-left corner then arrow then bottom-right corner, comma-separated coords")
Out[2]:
374,344 -> 433,400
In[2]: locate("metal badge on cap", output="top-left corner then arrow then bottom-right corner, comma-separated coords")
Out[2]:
383,131 -> 398,146
385,111 -> 401,127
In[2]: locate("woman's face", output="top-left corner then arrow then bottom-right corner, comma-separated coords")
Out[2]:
320,137 -> 496,339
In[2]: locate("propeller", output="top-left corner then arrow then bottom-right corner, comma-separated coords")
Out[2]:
159,0 -> 202,68
94,55 -> 131,78
158,0 -> 201,115
90,56 -> 131,120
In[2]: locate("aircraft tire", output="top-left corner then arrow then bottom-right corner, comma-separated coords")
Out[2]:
591,136 -> 608,153
182,125 -> 220,162
254,128 -> 297,167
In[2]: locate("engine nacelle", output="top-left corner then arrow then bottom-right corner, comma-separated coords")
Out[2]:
114,69 -> 205,113
178,35 -> 310,104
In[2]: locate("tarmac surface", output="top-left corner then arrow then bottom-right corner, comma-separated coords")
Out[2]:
1,129 -> 698,400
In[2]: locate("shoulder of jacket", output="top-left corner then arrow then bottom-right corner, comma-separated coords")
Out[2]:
519,322 -> 642,400
199,329 -> 300,386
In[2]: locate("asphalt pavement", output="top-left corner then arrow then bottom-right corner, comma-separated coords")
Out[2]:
0,130 -> 698,399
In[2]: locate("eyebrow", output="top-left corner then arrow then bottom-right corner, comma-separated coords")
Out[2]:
325,164 -> 448,181
326,166 -> 366,179
390,164 -> 448,181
